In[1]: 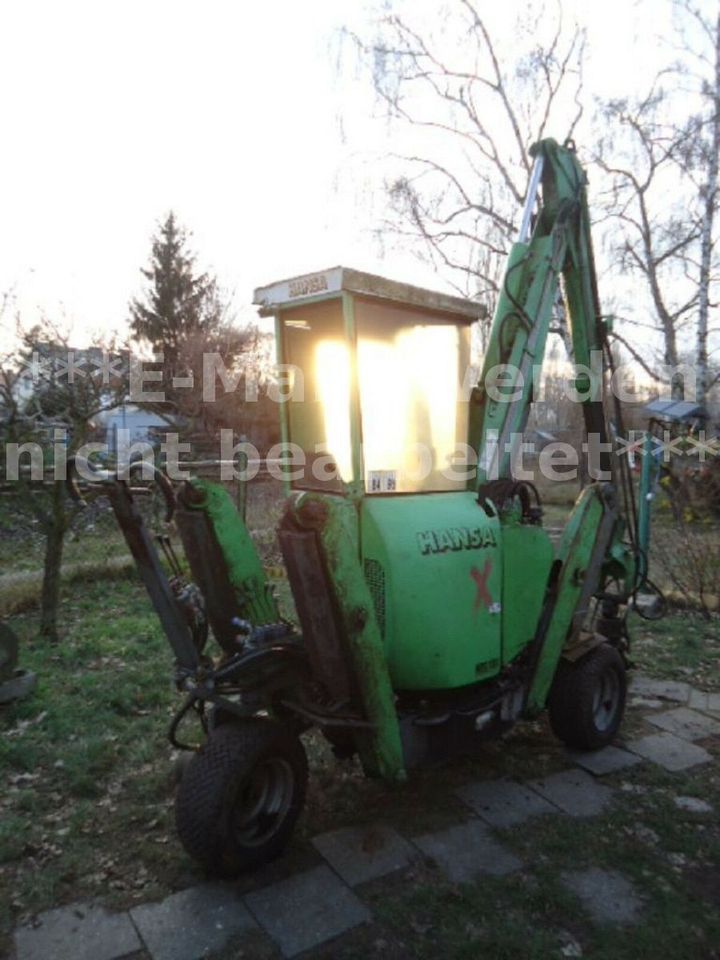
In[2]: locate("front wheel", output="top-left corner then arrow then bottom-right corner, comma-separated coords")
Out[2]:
547,644 -> 627,750
175,719 -> 308,876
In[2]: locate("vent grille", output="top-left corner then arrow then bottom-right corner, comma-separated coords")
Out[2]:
363,558 -> 386,637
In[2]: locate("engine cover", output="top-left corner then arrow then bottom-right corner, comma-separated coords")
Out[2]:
361,492 -> 503,690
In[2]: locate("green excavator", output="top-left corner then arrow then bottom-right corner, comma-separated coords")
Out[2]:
70,139 -> 656,876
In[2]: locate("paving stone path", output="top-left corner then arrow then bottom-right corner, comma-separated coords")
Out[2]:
560,868 -> 645,926
13,674 -> 718,960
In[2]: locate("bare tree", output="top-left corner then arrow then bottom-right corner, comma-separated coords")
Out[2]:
595,1 -> 720,404
348,0 -> 585,342
685,1 -> 720,408
594,91 -> 700,394
0,311 -> 127,643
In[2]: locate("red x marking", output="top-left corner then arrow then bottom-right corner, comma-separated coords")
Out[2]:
470,560 -> 493,612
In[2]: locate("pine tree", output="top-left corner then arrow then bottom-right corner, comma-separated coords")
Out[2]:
130,212 -> 218,377
129,212 -> 255,430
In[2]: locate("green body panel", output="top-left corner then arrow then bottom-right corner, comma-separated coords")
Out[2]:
273,311 -> 292,497
288,492 -> 405,781
526,485 -> 607,712
361,495 -> 554,690
637,431 -> 657,582
500,523 -> 554,664
341,292 -> 365,498
185,478 -> 280,625
470,140 -> 613,484
472,235 -> 563,483
360,492 -> 503,689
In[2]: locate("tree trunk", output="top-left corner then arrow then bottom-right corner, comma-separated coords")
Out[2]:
665,327 -> 684,400
39,481 -> 67,644
696,11 -> 720,411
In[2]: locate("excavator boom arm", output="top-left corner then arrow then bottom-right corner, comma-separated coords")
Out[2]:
470,139 -> 611,483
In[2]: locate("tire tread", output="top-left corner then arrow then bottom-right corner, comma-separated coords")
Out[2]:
548,643 -> 626,751
175,719 -> 307,876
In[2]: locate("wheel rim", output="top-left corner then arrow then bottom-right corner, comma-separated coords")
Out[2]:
592,667 -> 621,732
231,758 -> 295,847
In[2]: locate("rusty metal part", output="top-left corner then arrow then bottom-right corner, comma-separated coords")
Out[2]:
67,455 -> 176,522
279,525 -> 355,706
174,507 -> 243,654
105,481 -> 199,671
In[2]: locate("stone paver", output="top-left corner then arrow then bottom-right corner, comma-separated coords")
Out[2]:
562,868 -> 643,926
311,823 -> 416,886
626,732 -> 712,772
414,820 -> 522,883
566,745 -> 643,777
15,902 -> 141,960
130,883 -> 258,960
673,795 -> 714,814
648,706 -> 720,741
628,696 -> 665,710
244,864 -> 370,958
528,768 -> 614,817
686,689 -> 720,716
456,778 -> 555,828
688,689 -> 709,711
629,676 -> 690,703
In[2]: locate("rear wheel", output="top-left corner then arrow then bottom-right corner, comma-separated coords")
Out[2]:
175,719 -> 308,876
547,644 -> 627,750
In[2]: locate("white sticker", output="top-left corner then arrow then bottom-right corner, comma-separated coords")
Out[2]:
368,470 -> 398,492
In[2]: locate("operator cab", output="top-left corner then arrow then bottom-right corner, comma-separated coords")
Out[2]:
253,266 -> 482,495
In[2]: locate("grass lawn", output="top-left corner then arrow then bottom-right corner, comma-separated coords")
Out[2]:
1,480 -> 719,958
631,611 -> 720,688
0,580 -> 183,948
1,573 -> 719,959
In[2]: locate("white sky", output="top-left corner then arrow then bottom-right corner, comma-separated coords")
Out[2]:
0,0 -> 688,350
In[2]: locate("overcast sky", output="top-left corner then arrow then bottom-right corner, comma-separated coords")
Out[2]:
0,0 -> 680,349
